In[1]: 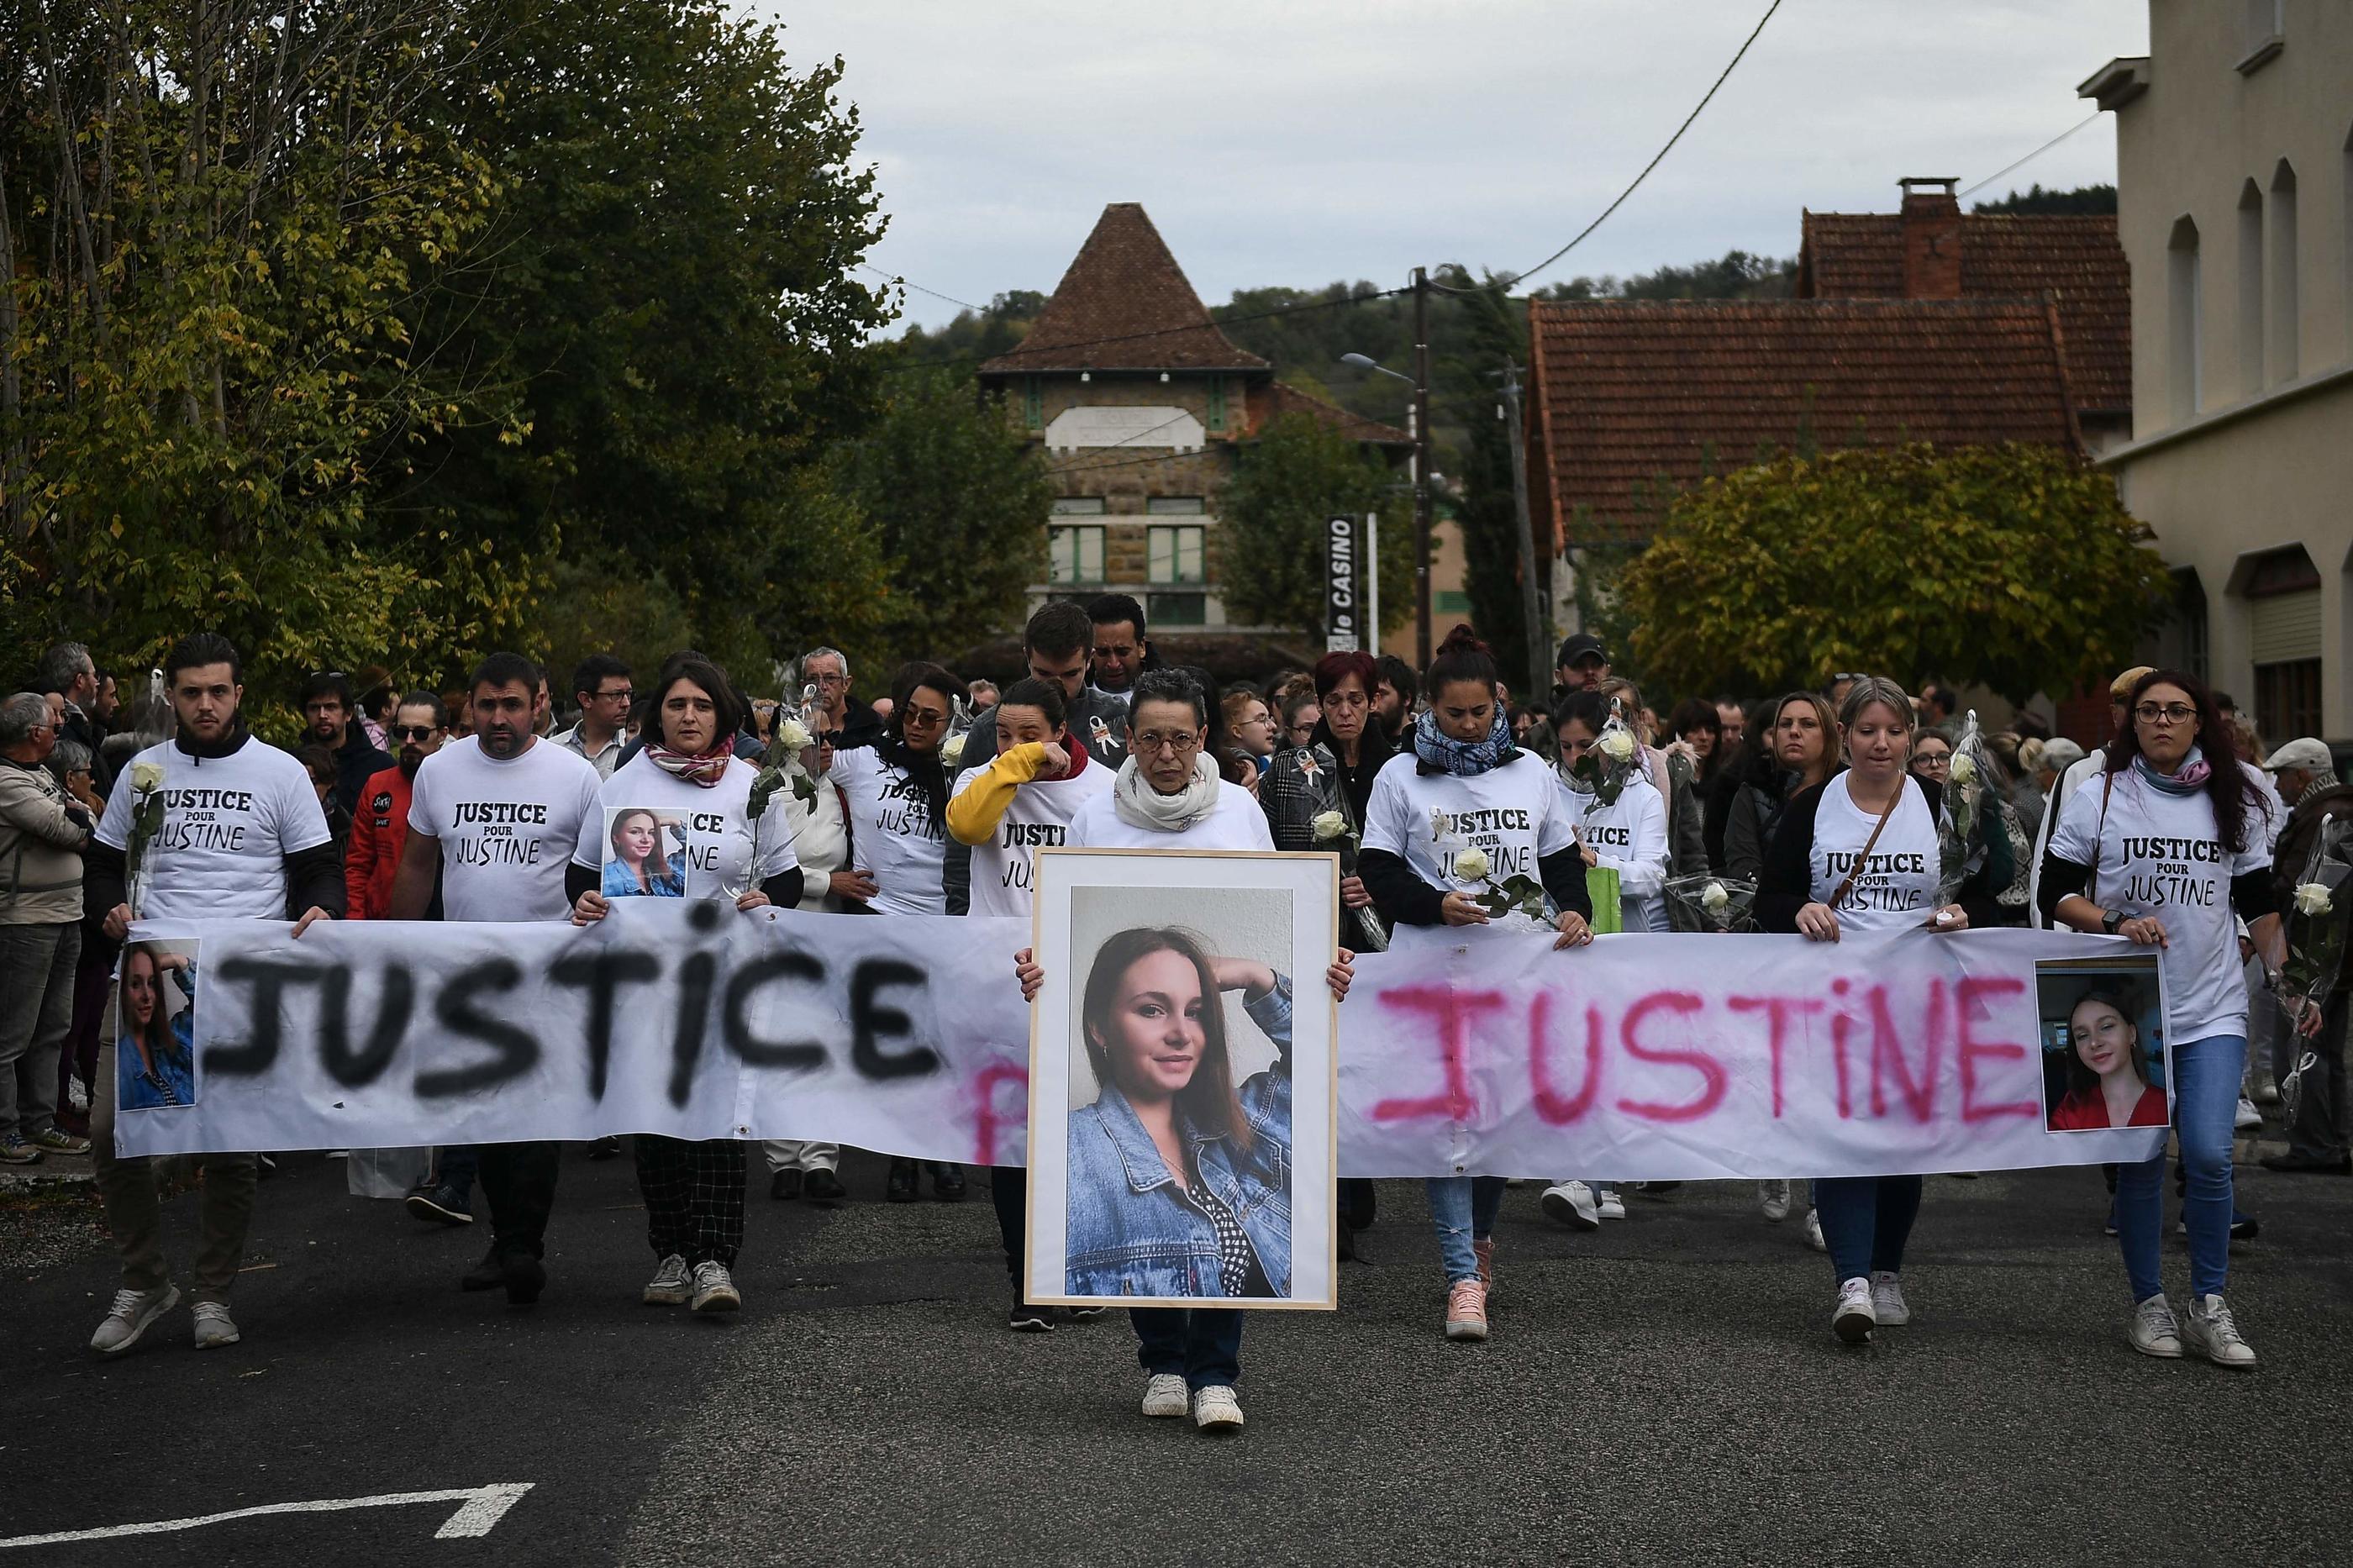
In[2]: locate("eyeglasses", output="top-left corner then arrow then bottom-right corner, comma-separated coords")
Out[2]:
392,725 -> 439,742
812,672 -> 849,687
1133,729 -> 1200,755
2135,702 -> 2198,727
1913,752 -> 1950,770
592,687 -> 634,704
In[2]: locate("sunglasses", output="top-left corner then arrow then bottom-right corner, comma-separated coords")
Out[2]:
393,725 -> 440,742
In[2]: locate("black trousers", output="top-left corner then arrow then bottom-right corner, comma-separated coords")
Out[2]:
991,1165 -> 1024,1282
634,1134 -> 746,1267
478,1141 -> 561,1260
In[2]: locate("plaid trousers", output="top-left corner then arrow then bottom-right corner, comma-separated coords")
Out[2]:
633,1135 -> 746,1267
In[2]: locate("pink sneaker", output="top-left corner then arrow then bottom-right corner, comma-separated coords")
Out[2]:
1445,1277 -> 1489,1341
1472,1237 -> 1498,1303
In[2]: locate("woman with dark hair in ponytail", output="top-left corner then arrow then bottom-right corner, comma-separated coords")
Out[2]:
832,660 -> 968,1201
2041,668 -> 2296,1370
1357,626 -> 1593,1344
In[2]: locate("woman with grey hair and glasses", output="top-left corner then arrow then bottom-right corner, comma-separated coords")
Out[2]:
1758,676 -> 1967,1346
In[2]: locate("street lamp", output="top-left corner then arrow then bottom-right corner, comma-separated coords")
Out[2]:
1340,318 -> 1434,666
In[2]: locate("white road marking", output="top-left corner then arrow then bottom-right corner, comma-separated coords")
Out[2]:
0,1482 -> 534,1549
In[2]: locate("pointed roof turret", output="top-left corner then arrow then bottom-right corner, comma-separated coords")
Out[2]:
979,203 -> 1268,375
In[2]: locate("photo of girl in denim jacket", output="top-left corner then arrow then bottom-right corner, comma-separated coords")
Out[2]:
1064,926 -> 1295,1300
118,943 -> 197,1110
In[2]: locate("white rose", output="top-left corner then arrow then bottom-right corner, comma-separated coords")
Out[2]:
775,718 -> 812,754
1700,881 -> 1729,914
1454,848 -> 1491,881
1599,729 -> 1635,762
2294,881 -> 2334,918
1310,810 -> 1348,842
130,760 -> 165,792
1947,753 -> 1977,787
940,733 -> 966,767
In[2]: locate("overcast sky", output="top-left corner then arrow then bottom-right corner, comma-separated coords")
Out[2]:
766,0 -> 2149,330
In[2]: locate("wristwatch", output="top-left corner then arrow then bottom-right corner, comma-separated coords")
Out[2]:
2100,907 -> 2125,935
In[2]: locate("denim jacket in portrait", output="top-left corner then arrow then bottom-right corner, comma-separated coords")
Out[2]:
1063,976 -> 1295,1298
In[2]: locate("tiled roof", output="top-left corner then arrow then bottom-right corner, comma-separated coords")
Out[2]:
1798,212 -> 2130,413
978,203 -> 1268,375
1524,297 -> 2080,547
1252,381 -> 1413,445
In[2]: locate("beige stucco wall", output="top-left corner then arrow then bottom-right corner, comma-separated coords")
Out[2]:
2101,0 -> 2353,731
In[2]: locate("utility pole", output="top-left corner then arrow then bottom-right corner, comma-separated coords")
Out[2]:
1498,358 -> 1548,701
1412,266 -> 1433,667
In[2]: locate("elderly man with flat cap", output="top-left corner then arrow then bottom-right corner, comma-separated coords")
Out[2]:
2261,737 -> 2353,1174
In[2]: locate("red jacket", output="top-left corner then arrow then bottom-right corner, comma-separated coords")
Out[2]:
345,765 -> 413,920
2048,1081 -> 2168,1131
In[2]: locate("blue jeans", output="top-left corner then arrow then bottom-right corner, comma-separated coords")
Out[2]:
1426,1175 -> 1507,1283
2119,1032 -> 2243,1303
1813,1175 -> 1922,1283
1131,1308 -> 1242,1391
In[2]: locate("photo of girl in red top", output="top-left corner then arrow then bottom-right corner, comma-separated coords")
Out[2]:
2048,988 -> 2170,1132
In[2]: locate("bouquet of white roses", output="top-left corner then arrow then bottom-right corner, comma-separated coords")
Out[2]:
2274,812 -> 2351,1024
1311,806 -> 1388,953
723,695 -> 822,899
1934,708 -> 1993,908
1664,871 -> 1759,934
123,758 -> 168,920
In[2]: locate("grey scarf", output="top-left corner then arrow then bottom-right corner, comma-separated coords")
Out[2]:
1111,752 -> 1221,834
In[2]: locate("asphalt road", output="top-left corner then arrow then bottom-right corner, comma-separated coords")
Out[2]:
4,1149 -> 2350,1567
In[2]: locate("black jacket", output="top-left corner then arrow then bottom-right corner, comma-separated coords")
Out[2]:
324,728 -> 392,820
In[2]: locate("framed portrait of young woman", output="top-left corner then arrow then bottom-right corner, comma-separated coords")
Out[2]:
1024,848 -> 1340,1311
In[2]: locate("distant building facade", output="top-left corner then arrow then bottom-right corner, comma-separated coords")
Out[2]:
977,203 -> 1406,639
2083,2 -> 2353,742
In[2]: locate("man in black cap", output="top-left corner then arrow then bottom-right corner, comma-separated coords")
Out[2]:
1551,633 -> 1611,705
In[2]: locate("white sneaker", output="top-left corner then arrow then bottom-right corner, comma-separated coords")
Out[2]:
2129,1293 -> 2183,1358
1540,1181 -> 1600,1231
643,1254 -> 692,1305
90,1283 -> 179,1355
2234,1097 -> 2262,1131
1832,1277 -> 1876,1344
688,1260 -> 740,1313
1192,1385 -> 1244,1432
1869,1271 -> 1909,1326
192,1301 -> 240,1349
2181,1293 -> 2257,1369
1140,1372 -> 1189,1418
1803,1208 -> 1827,1252
1597,1190 -> 1627,1221
1758,1179 -> 1792,1222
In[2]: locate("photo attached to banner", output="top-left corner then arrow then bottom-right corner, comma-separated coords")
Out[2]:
600,807 -> 691,898
118,939 -> 201,1111
2035,954 -> 2170,1134
1024,848 -> 1340,1311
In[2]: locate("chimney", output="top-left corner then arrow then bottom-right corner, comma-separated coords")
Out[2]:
1898,176 -> 1963,299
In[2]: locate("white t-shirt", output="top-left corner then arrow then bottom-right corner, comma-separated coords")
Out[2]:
1363,750 -> 1577,949
408,737 -> 603,922
97,739 -> 329,921
2029,747 -> 2107,929
1065,780 -> 1275,851
1807,771 -> 1943,934
1560,771 -> 1671,933
830,745 -> 948,916
2048,761 -> 2276,1042
570,752 -> 799,900
951,755 -> 1115,918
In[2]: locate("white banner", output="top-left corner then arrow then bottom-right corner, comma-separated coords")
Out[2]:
113,909 -> 2171,1177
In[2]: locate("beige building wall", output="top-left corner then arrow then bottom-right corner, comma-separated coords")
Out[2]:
2092,2 -> 2353,738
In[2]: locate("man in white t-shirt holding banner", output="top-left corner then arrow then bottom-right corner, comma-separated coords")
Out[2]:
389,653 -> 603,1306
85,634 -> 345,1356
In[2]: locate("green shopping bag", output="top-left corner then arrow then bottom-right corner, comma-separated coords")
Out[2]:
1585,863 -> 1623,934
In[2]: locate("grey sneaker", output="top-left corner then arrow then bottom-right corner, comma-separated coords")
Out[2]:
2129,1293 -> 2183,1358
1192,1384 -> 1244,1432
0,1134 -> 42,1165
30,1127 -> 92,1155
688,1260 -> 740,1313
91,1284 -> 180,1355
643,1254 -> 692,1306
2182,1293 -> 2257,1369
1140,1373 -> 1189,1418
192,1301 -> 240,1349
1758,1179 -> 1792,1221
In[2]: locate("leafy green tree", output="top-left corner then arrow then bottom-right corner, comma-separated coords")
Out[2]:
403,0 -> 898,671
1616,443 -> 2171,701
825,366 -> 1052,668
1214,412 -> 1407,641
2,0 -> 526,699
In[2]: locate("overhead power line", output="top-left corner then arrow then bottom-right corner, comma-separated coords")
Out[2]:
1504,0 -> 1785,289
1959,112 -> 2105,200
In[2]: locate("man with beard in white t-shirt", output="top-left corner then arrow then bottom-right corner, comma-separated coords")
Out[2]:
390,652 -> 603,1306
85,633 -> 345,1356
